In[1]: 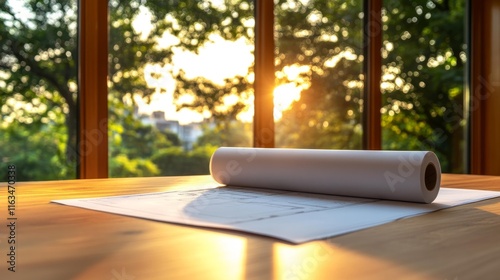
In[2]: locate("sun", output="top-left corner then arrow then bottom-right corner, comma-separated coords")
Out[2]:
273,83 -> 302,120
237,78 -> 310,123
273,64 -> 312,120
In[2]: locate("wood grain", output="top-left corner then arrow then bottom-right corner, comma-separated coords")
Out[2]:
78,0 -> 108,178
471,0 -> 500,175
1,174 -> 500,279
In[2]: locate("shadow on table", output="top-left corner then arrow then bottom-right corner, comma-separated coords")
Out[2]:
182,187 -> 500,279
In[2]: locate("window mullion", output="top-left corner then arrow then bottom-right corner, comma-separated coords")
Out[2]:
78,0 -> 108,178
254,0 -> 275,148
363,0 -> 382,150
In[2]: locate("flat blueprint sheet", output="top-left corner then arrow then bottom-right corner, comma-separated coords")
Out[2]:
53,187 -> 500,243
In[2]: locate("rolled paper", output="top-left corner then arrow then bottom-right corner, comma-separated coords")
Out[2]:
210,147 -> 441,203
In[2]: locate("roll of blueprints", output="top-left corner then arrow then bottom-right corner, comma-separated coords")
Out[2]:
210,147 -> 441,203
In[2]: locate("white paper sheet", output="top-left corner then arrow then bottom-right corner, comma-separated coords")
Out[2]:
52,186 -> 500,243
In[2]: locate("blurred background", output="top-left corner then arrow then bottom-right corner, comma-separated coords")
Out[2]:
0,0 -> 469,180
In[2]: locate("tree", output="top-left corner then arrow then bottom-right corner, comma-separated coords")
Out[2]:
381,0 -> 466,172
107,95 -> 178,177
195,121 -> 252,147
1,0 -> 254,178
0,116 -> 74,181
272,0 -> 466,172
274,0 -> 364,150
151,145 -> 216,176
1,0 -> 80,175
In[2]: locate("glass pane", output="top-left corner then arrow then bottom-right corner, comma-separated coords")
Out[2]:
108,0 -> 254,177
275,0 -> 364,149
381,0 -> 468,172
0,0 -> 78,180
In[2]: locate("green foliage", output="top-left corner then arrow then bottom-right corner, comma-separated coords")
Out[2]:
0,120 -> 76,181
151,145 -> 217,176
109,154 -> 160,177
145,0 -> 254,48
381,0 -> 467,172
196,122 -> 252,147
274,0 -> 364,149
0,0 -> 79,173
108,96 -> 174,177
273,0 -> 466,172
107,93 -> 215,177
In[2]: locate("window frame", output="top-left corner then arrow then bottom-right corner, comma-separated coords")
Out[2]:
254,0 -> 275,148
78,0 -> 497,178
470,0 -> 500,174
363,0 -> 382,150
78,0 -> 108,178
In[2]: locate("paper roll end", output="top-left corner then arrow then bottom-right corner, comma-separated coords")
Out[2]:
424,162 -> 438,192
421,152 -> 441,203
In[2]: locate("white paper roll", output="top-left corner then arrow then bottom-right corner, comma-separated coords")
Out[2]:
210,147 -> 441,203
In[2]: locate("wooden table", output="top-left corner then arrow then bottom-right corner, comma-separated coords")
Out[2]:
1,174 -> 500,279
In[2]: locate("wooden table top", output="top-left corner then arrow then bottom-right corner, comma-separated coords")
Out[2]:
1,174 -> 500,280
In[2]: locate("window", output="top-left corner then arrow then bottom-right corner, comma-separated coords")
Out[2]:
274,0 -> 364,149
0,0 -> 78,180
272,0 -> 469,173
2,0 -> 496,180
102,0 -> 474,176
107,0 -> 254,177
381,0 -> 468,173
